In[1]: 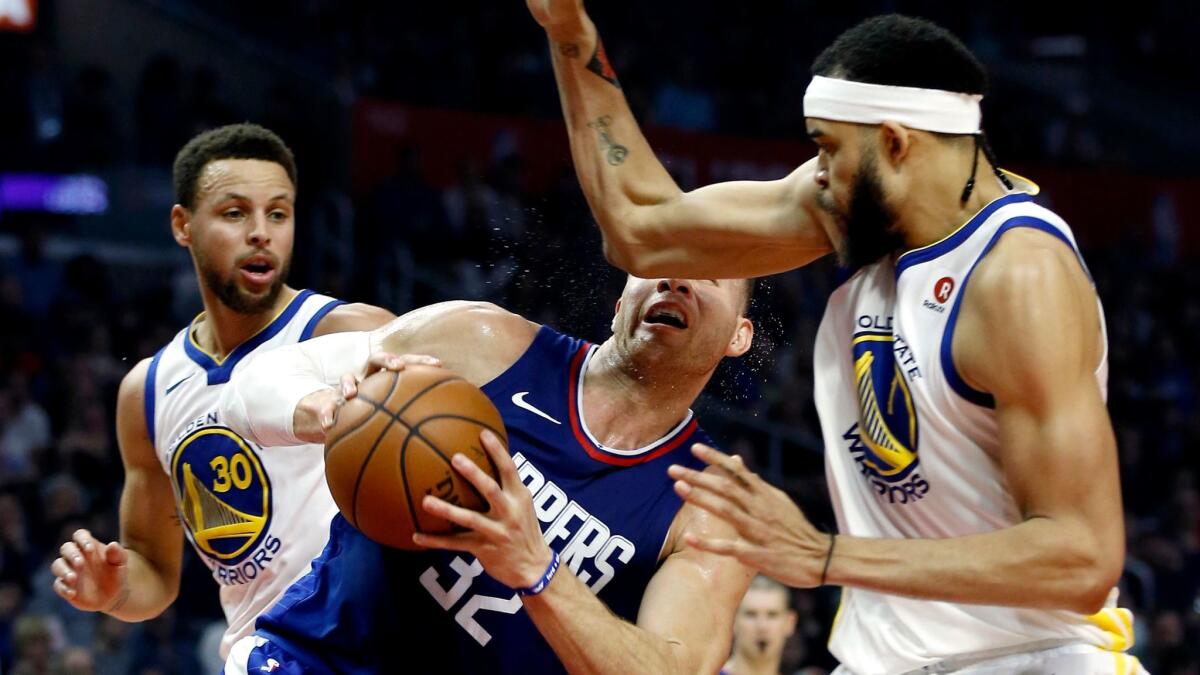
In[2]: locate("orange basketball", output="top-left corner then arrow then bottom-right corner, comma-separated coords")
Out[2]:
323,365 -> 506,550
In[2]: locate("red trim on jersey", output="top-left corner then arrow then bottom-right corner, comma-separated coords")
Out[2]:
567,344 -> 700,467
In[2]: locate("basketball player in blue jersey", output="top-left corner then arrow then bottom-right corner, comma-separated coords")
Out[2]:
216,275 -> 757,673
46,124 -> 425,659
531,3 -> 1140,673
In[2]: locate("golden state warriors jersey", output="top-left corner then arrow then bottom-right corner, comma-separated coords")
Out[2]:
814,188 -> 1134,674
143,290 -> 344,658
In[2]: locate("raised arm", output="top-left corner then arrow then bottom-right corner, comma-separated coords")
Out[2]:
528,0 -> 832,278
51,359 -> 184,621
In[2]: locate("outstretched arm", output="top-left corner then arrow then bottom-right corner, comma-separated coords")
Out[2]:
219,302 -> 538,446
528,0 -> 832,278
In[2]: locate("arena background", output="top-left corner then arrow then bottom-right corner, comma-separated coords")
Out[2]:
0,1 -> 1197,672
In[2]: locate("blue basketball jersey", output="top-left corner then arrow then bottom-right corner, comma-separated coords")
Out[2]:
252,326 -> 711,674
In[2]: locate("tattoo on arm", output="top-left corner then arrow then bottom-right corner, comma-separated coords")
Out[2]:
588,116 -> 629,166
559,43 -> 581,59
585,38 -> 621,89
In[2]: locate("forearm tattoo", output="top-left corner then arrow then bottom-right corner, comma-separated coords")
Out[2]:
585,38 -> 621,88
588,116 -> 629,165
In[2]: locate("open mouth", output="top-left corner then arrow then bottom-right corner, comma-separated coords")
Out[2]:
643,303 -> 689,330
239,254 -> 277,284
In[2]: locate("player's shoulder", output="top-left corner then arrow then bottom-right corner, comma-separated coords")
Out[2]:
971,227 -> 1087,314
393,301 -> 537,340
379,301 -> 541,386
117,356 -> 154,407
115,357 -> 156,457
310,302 -> 396,337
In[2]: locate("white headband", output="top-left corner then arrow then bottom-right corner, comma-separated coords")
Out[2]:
803,75 -> 982,134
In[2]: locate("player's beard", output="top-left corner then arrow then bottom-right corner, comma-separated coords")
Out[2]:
830,152 -> 906,272
197,251 -> 290,315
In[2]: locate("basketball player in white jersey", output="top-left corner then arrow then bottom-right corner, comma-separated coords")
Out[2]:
46,123 -> 418,658
529,3 -> 1139,673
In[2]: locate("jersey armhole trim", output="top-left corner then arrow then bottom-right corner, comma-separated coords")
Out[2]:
479,324 -> 571,394
299,299 -> 347,342
940,216 -> 1076,409
144,346 -> 166,445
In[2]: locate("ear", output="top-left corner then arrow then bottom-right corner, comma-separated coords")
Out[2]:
611,298 -> 622,333
785,609 -> 798,637
725,317 -> 754,358
878,121 -> 912,168
170,205 -> 192,248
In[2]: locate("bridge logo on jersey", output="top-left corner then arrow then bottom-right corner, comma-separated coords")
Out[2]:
845,330 -> 931,505
169,427 -> 272,565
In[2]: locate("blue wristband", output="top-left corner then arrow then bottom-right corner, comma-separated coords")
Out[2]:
517,551 -> 561,597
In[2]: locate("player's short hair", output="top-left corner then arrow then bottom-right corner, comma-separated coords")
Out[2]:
173,123 -> 298,210
748,574 -> 791,597
811,15 -> 987,97
739,278 -> 757,316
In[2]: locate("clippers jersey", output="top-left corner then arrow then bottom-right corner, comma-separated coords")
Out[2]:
814,189 -> 1134,674
250,326 -> 710,674
144,289 -> 344,658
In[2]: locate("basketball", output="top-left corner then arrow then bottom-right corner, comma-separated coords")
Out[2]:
324,365 -> 506,550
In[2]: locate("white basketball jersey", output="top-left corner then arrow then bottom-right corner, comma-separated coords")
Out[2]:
814,189 -> 1134,674
144,289 -> 344,658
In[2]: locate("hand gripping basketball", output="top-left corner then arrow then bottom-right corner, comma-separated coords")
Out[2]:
324,365 -> 507,550
293,352 -> 442,444
414,430 -> 556,591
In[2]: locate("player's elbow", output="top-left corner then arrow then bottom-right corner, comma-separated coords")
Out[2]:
1065,544 -> 1123,615
600,234 -> 638,273
595,207 -> 668,277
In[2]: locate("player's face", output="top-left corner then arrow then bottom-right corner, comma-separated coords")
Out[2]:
176,159 -> 295,315
808,119 -> 905,271
612,276 -> 752,370
732,587 -> 797,662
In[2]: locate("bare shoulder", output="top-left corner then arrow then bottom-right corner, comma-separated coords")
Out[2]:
310,302 -> 396,336
955,227 -> 1101,403
378,301 -> 541,386
116,357 -> 152,416
115,357 -> 157,470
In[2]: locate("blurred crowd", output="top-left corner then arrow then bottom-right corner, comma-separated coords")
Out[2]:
0,1 -> 1198,674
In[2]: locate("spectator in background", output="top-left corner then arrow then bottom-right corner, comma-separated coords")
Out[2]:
9,226 -> 62,321
10,614 -> 59,675
722,576 -> 797,675
0,375 -> 51,481
52,646 -> 94,675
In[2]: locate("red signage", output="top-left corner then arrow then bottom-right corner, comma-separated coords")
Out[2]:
352,100 -> 814,196
0,0 -> 36,32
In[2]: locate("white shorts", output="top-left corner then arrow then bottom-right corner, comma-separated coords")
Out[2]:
834,644 -> 1148,675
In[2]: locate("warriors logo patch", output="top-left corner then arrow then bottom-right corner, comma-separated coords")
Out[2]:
846,331 -> 929,503
170,427 -> 272,564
